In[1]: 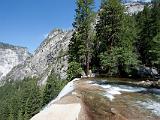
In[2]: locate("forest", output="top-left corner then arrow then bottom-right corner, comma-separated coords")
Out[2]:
67,0 -> 160,80
0,72 -> 66,120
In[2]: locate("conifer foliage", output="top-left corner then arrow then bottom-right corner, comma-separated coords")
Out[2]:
0,75 -> 66,120
96,0 -> 138,76
68,0 -> 95,78
136,0 -> 160,69
42,72 -> 66,107
67,0 -> 160,78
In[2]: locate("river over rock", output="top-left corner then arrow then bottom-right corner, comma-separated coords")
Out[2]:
32,78 -> 160,120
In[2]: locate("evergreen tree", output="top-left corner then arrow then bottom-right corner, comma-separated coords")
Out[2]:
96,0 -> 124,75
150,0 -> 160,37
96,0 -> 124,53
24,112 -> 30,120
150,0 -> 160,69
136,0 -> 160,67
68,0 -> 95,76
17,110 -> 23,120
19,78 -> 34,116
136,6 -> 152,65
8,106 -> 14,120
42,72 -> 66,106
150,33 -> 160,70
96,0 -> 138,76
24,81 -> 41,119
0,78 -> 44,120
117,15 -> 139,76
67,61 -> 83,80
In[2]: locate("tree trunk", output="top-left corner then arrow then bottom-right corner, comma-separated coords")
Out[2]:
86,53 -> 90,76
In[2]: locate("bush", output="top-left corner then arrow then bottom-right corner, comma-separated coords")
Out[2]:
67,62 -> 83,81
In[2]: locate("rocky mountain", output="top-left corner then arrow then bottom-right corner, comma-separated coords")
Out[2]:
123,0 -> 151,15
123,0 -> 151,3
0,42 -> 31,80
3,29 -> 73,84
124,2 -> 145,14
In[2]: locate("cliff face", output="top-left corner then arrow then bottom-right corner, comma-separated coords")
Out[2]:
3,29 -> 73,84
124,2 -> 145,15
0,42 -> 31,80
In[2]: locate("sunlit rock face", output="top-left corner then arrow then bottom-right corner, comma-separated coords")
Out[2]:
4,29 -> 73,84
124,2 -> 145,15
123,0 -> 151,3
123,0 -> 152,15
0,42 -> 31,80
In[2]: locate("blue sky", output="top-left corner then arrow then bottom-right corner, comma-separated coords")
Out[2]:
0,0 -> 101,53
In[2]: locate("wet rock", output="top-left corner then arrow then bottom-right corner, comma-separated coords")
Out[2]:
136,80 -> 160,88
137,66 -> 160,80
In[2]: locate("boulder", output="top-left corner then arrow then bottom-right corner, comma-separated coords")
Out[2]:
137,66 -> 160,80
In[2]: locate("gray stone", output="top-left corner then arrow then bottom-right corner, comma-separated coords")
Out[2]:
2,29 -> 73,85
0,42 -> 31,80
137,66 -> 160,79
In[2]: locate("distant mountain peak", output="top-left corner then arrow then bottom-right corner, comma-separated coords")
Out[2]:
123,0 -> 151,3
0,42 -> 27,50
0,43 -> 31,81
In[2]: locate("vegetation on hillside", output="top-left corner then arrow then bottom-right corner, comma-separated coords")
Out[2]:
0,73 -> 66,120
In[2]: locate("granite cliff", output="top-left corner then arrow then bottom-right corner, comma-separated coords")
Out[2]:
3,29 -> 73,84
0,42 -> 31,80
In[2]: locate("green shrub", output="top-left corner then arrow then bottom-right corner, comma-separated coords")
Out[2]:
67,61 -> 83,81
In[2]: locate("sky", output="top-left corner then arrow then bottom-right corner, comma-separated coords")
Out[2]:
0,0 -> 101,53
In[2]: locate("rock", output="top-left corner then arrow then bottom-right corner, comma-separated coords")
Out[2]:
151,68 -> 159,75
137,66 -> 160,80
81,71 -> 86,78
124,2 -> 145,15
0,42 -> 31,81
136,80 -> 160,88
3,29 -> 73,84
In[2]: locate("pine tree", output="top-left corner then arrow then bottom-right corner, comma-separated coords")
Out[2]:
150,33 -> 160,70
42,74 -> 58,106
150,0 -> 160,37
24,112 -> 29,120
136,0 -> 160,67
17,110 -> 23,120
136,6 -> 152,65
67,61 -> 83,80
96,0 -> 138,76
8,106 -> 14,120
68,0 -> 95,76
96,0 -> 124,75
117,15 -> 139,76
19,78 -> 33,116
96,0 -> 124,52
24,81 -> 41,119
150,0 -> 160,69
42,72 -> 66,106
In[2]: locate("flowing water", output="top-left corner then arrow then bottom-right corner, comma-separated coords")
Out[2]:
91,78 -> 160,120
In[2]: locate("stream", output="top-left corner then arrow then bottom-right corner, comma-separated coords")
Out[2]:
91,78 -> 160,120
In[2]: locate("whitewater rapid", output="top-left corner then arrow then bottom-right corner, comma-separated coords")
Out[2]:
91,80 -> 160,117
92,81 -> 146,101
